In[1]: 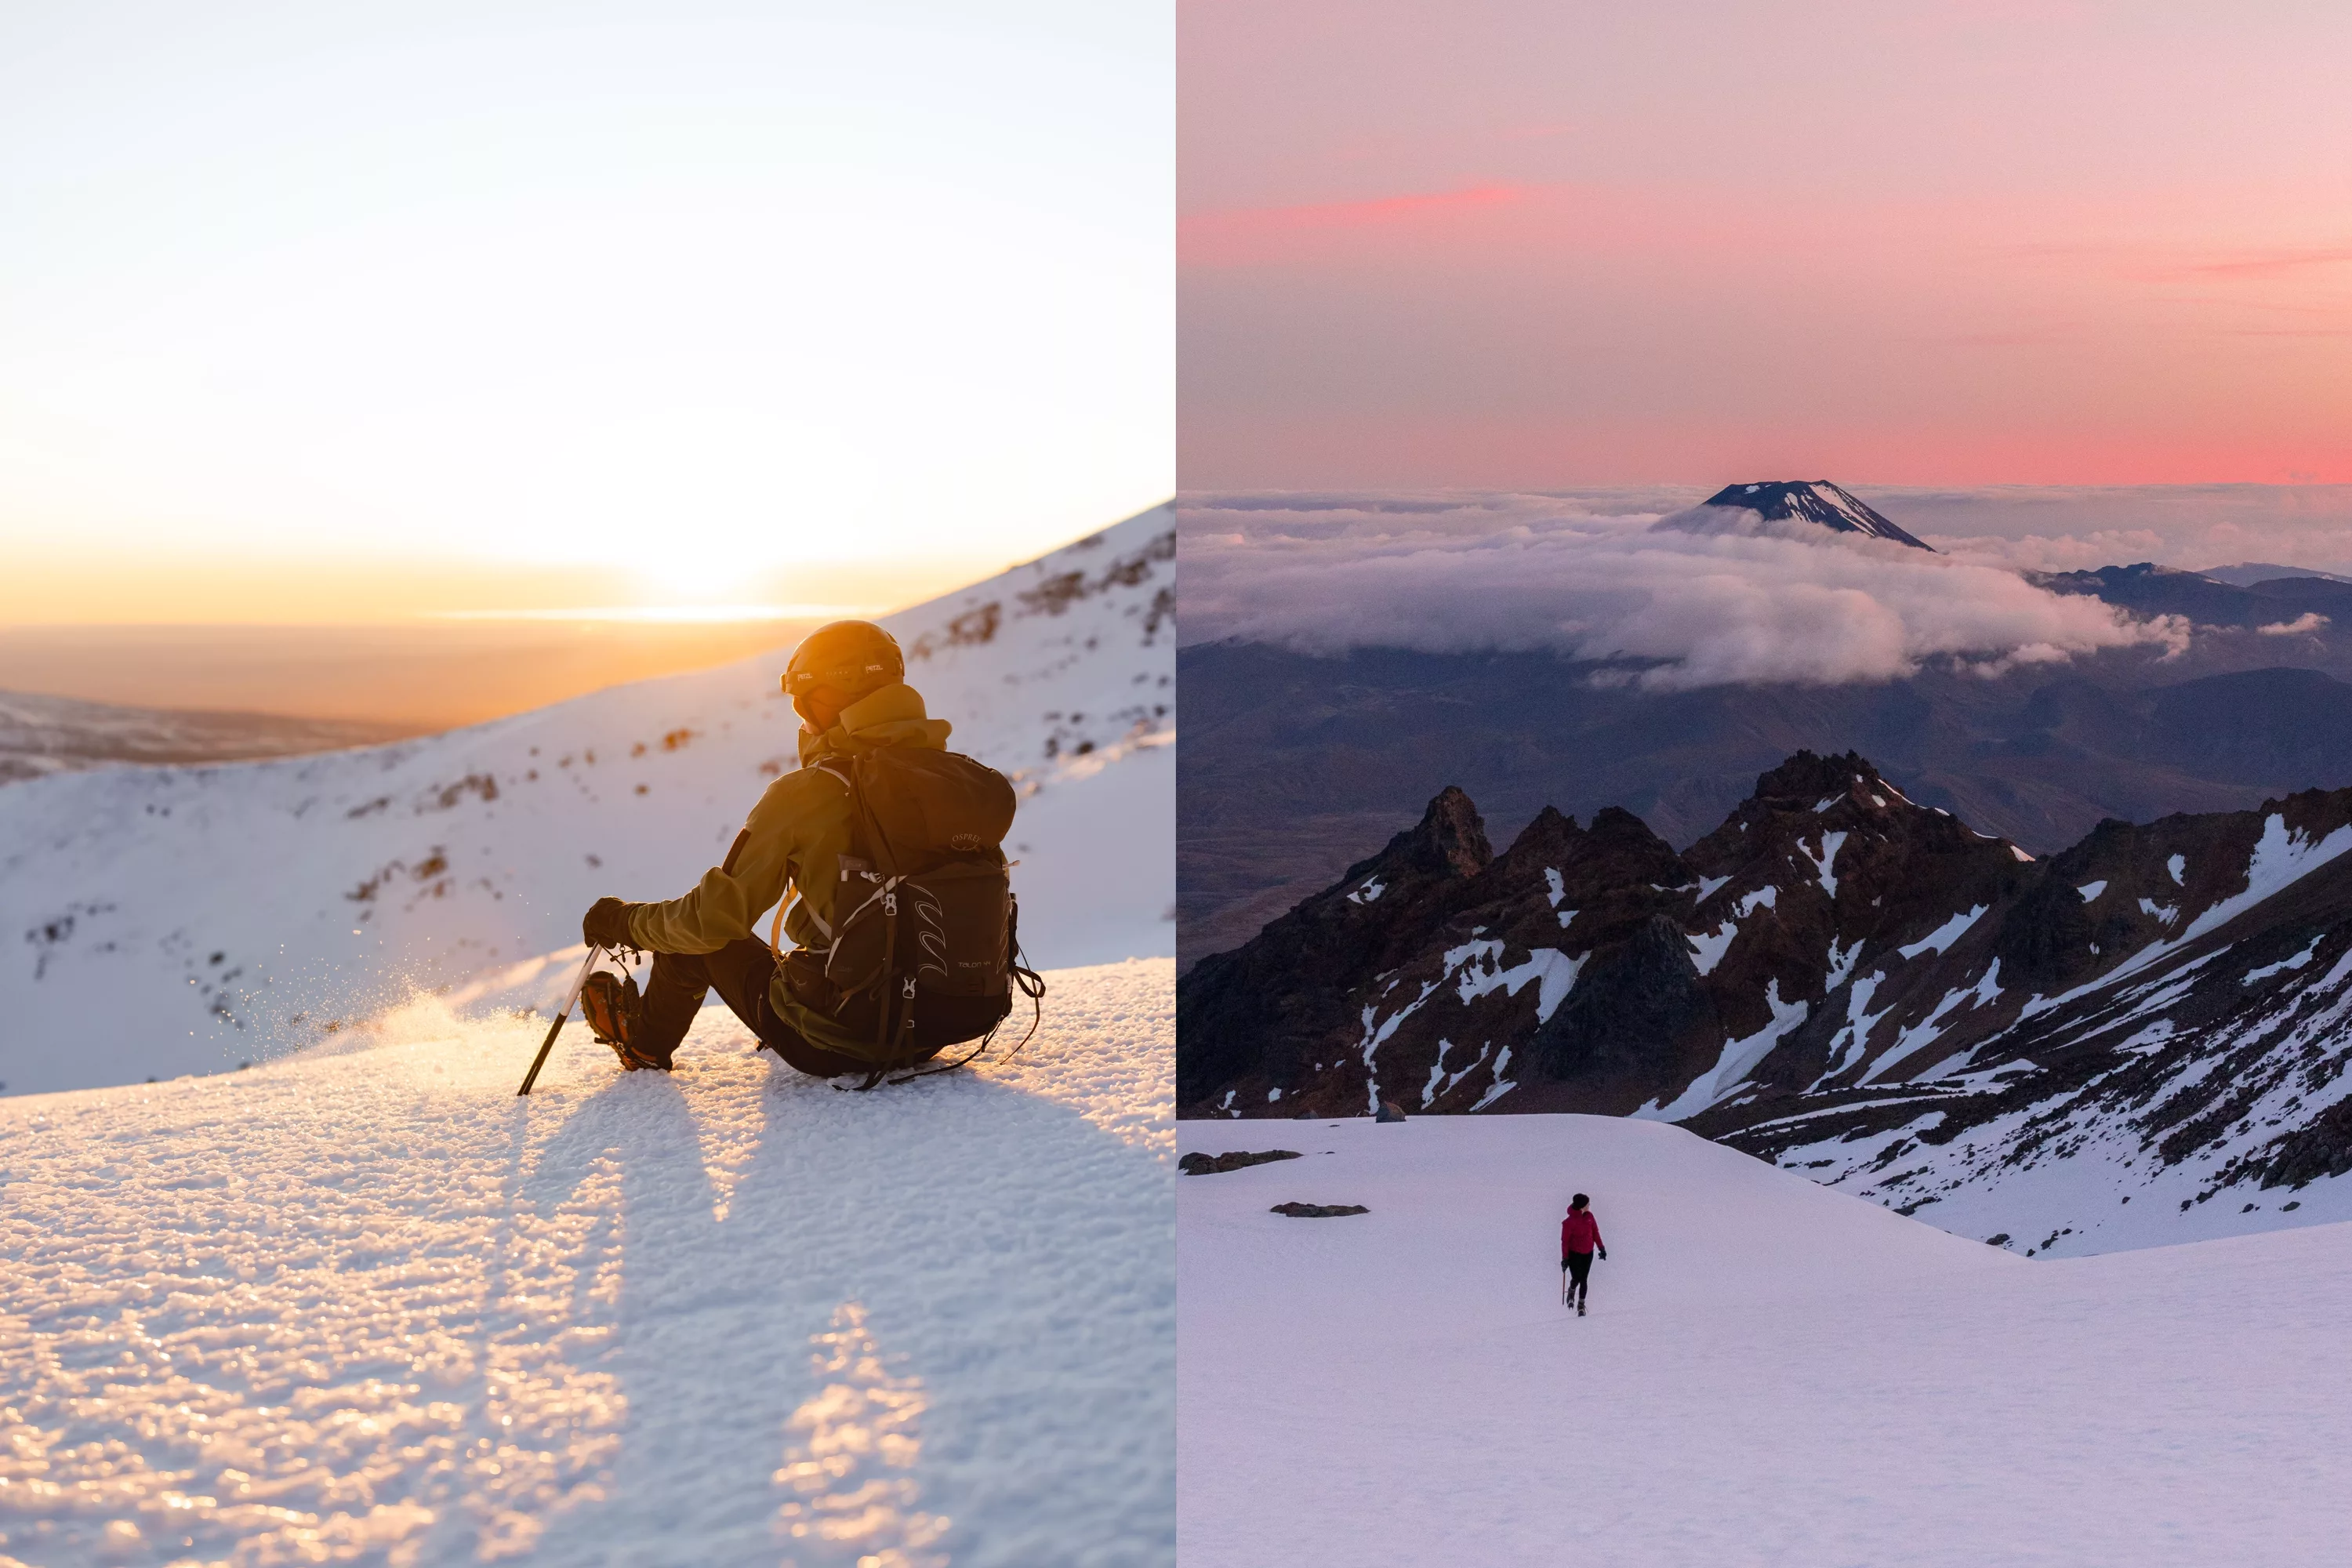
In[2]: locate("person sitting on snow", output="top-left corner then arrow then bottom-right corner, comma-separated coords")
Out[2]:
573,619 -> 1023,1080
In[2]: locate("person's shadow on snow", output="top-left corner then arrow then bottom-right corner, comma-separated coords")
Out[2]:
511,1040 -> 1174,1567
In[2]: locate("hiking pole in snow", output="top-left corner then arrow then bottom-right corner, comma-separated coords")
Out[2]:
517,945 -> 604,1096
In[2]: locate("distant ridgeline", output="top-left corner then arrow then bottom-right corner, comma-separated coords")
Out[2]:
1178,750 -> 2352,1237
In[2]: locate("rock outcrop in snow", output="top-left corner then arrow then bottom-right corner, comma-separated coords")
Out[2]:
0,507 -> 1174,1098
1178,750 -> 2352,1251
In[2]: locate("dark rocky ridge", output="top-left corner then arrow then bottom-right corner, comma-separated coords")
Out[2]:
1179,750 -> 2352,1238
1176,786 -> 1491,1109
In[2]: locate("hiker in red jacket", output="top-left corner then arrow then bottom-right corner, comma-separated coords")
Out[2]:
1560,1193 -> 1606,1316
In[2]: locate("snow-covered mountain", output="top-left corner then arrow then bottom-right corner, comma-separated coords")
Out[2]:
1694,478 -> 1935,549
1178,749 -> 2352,1254
1180,1113 -> 2352,1566
1,506 -> 1174,1097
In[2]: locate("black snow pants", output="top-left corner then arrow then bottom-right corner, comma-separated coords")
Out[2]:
636,936 -> 882,1078
1564,1250 -> 1595,1300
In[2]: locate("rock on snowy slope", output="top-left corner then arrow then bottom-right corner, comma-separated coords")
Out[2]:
0,957 -> 1171,1568
0,507 -> 1174,1098
1179,1113 -> 2352,1568
1178,750 -> 2352,1254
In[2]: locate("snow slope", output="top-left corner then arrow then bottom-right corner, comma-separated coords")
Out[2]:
0,507 -> 1174,1097
2,958 -> 1173,1568
1179,1114 -> 2352,1567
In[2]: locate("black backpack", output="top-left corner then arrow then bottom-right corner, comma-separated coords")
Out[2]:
781,748 -> 1045,1084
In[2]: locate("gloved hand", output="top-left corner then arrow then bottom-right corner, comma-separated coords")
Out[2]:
1560,1258 -> 1570,1271
1599,1247 -> 1608,1261
583,897 -> 639,949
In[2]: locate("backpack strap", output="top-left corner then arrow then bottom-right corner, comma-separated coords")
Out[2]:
829,754 -> 919,1070
768,761 -> 858,959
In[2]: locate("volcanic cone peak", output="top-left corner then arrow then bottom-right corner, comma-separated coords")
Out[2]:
1699,481 -> 1935,551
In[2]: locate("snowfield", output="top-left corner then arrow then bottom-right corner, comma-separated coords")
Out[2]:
2,958 -> 1173,1568
1178,1114 -> 2352,1567
0,506 -> 1174,1098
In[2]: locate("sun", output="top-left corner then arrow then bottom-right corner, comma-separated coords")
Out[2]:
635,551 -> 736,606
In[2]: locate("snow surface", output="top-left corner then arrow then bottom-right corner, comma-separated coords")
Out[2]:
1897,903 -> 1985,959
0,509 -> 1175,1097
1178,1113 -> 2352,1567
1,959 -> 1173,1568
1686,921 -> 1737,976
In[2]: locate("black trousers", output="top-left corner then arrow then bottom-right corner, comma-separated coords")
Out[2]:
1564,1251 -> 1595,1298
637,937 -> 876,1078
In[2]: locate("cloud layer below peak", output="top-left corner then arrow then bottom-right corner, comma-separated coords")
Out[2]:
1178,492 -> 2187,690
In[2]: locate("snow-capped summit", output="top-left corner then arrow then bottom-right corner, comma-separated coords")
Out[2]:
1700,481 -> 1935,550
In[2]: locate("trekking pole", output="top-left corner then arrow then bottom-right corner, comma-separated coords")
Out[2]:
517,945 -> 603,1096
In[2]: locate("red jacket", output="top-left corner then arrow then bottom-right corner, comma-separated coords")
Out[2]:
1562,1210 -> 1602,1256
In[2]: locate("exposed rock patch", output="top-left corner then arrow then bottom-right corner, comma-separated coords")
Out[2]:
1178,1149 -> 1304,1175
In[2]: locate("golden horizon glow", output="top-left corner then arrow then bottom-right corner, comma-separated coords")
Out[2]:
0,523 -> 1139,626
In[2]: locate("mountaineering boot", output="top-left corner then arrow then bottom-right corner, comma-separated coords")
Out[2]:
582,970 -> 666,1072
1577,1300 -> 1587,1317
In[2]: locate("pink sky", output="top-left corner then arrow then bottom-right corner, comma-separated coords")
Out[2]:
1180,0 -> 2352,488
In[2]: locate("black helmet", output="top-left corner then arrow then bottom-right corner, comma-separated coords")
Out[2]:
783,620 -> 904,702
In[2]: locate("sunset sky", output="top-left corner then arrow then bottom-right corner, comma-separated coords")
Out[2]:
1180,0 -> 2352,492
0,1 -> 1171,625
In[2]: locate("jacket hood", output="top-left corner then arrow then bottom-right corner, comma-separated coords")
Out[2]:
797,681 -> 953,767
